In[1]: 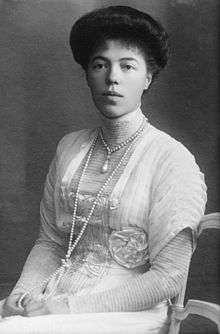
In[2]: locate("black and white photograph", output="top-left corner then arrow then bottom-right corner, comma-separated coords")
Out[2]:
0,0 -> 219,333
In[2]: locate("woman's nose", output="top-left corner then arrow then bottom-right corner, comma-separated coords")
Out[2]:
105,65 -> 120,85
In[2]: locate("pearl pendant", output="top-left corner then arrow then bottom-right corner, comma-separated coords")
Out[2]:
101,159 -> 109,173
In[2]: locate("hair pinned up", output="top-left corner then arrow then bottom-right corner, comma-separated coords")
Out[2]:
69,6 -> 169,81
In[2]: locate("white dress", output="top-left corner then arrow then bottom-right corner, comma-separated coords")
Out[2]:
0,123 -> 206,333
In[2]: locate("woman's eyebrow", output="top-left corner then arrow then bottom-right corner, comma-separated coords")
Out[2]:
91,56 -> 139,63
120,57 -> 138,63
91,56 -> 107,62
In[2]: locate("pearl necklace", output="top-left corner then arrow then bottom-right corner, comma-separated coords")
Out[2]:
18,118 -> 147,309
99,117 -> 146,173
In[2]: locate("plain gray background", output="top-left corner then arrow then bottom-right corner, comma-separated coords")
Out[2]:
0,0 -> 219,306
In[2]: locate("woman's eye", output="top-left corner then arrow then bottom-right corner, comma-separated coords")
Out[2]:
121,64 -> 135,71
93,63 -> 105,70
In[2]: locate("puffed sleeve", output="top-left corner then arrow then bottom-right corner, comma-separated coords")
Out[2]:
148,142 -> 207,262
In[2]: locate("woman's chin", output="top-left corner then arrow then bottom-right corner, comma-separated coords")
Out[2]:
96,105 -> 132,120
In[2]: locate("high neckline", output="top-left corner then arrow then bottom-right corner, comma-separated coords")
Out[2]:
99,107 -> 146,147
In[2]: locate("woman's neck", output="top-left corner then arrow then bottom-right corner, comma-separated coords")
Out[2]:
100,107 -> 145,146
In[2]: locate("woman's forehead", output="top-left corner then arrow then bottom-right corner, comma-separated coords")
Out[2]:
91,39 -> 145,60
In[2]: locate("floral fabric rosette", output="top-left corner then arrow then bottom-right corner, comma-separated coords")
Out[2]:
109,226 -> 149,269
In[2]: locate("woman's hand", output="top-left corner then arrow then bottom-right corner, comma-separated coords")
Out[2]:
2,292 -> 30,317
23,296 -> 70,317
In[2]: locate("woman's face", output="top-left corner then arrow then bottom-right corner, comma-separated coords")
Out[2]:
86,39 -> 152,119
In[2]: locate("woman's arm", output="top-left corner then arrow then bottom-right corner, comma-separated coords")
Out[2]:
12,150 -> 66,297
66,228 -> 192,313
3,146 -> 66,317
22,228 -> 192,316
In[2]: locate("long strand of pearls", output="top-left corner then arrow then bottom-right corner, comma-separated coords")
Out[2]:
18,118 -> 147,309
17,136 -> 99,309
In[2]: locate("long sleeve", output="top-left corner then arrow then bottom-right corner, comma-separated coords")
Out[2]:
67,228 -> 192,313
12,149 -> 66,297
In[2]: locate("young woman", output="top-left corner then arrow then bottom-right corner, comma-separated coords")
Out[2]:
0,5 -> 207,334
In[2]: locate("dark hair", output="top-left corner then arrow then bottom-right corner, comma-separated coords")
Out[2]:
69,6 -> 169,81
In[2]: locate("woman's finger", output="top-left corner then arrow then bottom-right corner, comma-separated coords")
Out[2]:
21,294 -> 33,308
24,300 -> 44,314
2,293 -> 25,317
24,305 -> 48,317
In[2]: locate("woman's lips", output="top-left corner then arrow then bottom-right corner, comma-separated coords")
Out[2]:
103,91 -> 123,97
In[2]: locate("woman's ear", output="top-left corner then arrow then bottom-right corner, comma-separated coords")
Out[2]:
144,73 -> 152,90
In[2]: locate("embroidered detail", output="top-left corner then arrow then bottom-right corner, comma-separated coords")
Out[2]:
109,226 -> 149,269
109,198 -> 119,210
76,215 -> 87,223
59,215 -> 103,231
68,191 -> 108,208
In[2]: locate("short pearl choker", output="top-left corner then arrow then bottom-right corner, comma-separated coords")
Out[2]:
99,116 -> 146,173
18,118 -> 147,309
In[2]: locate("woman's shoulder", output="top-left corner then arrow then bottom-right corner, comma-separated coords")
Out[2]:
147,124 -> 196,164
145,125 -> 206,191
56,127 -> 97,154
